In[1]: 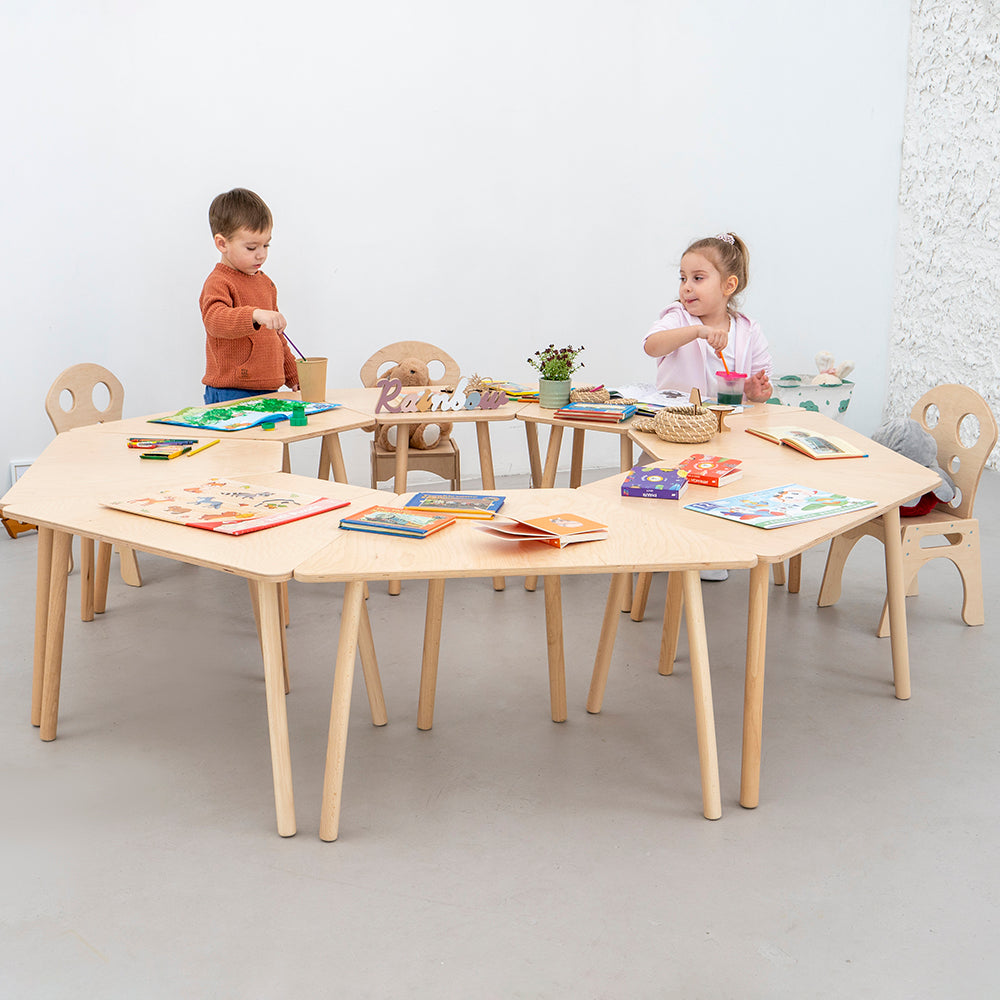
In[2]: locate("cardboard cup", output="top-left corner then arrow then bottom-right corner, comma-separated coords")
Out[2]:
295,357 -> 328,402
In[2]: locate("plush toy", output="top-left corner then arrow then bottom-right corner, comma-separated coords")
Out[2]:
872,416 -> 955,516
374,358 -> 454,451
811,351 -> 855,386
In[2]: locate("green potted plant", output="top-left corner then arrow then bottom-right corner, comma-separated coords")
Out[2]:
527,344 -> 585,408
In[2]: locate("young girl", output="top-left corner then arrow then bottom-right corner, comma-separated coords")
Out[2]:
643,232 -> 773,403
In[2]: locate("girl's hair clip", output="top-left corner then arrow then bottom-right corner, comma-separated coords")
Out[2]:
714,232 -> 735,245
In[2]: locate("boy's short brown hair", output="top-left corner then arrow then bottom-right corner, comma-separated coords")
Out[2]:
209,188 -> 273,239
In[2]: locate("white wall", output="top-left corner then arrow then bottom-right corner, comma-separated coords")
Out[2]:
2,1 -> 911,487
887,0 -> 1000,469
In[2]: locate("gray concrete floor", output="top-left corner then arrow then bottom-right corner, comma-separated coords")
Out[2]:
2,468 -> 998,998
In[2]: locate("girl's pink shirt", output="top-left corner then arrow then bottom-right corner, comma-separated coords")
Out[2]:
643,302 -> 773,398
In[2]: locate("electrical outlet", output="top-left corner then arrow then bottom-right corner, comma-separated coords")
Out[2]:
9,460 -> 33,488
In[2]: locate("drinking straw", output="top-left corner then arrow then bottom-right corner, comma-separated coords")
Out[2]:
282,332 -> 307,361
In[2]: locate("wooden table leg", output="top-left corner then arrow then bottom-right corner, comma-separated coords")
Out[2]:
80,537 -> 95,622
358,596 -> 387,726
788,554 -> 802,594
388,435 -> 409,596
681,569 -> 721,819
94,541 -> 112,614
882,505 -> 911,700
659,572 -> 684,676
739,562 -> 770,808
526,425 -> 565,592
543,575 -> 567,722
40,530 -> 73,742
281,444 -> 291,474
32,526 -> 55,727
248,579 -> 290,695
570,429 -> 585,488
619,436 -> 633,474
319,580 -> 366,842
475,423 -> 505,592
417,578 -> 446,731
586,573 -> 629,713
254,580 -> 296,837
318,432 -> 349,483
631,572 -> 652,622
524,422 -> 542,488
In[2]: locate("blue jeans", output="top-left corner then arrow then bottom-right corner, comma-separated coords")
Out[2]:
203,386 -> 268,405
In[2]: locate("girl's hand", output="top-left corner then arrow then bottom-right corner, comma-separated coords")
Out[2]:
253,308 -> 287,332
698,325 -> 729,350
745,370 -> 772,402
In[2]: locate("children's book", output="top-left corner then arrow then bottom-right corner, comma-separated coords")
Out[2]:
684,483 -> 876,530
620,463 -> 689,500
151,399 -> 340,433
338,505 -> 456,538
676,453 -> 743,486
404,492 -> 505,519
744,426 -> 868,459
553,402 -> 638,423
474,512 -> 608,547
102,478 -> 350,535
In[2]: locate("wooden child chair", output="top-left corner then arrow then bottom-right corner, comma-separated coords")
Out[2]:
45,363 -> 142,620
360,340 -> 462,491
817,384 -> 997,634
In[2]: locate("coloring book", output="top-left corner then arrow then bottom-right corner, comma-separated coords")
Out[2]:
684,483 -> 876,529
151,399 -> 340,432
103,478 -> 350,535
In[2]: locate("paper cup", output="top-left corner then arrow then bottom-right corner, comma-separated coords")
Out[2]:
295,357 -> 328,402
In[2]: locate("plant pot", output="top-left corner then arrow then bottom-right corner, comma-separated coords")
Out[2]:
538,377 -> 571,409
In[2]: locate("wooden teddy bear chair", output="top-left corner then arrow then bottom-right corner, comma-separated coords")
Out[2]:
817,383 -> 997,635
360,341 -> 461,491
44,364 -> 143,621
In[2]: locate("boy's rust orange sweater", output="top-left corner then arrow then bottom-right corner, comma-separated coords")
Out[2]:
200,263 -> 298,391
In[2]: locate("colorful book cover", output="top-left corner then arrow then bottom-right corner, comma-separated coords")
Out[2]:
404,492 -> 505,518
676,453 -> 743,486
553,402 -> 637,422
339,505 -> 456,538
102,478 -> 349,535
475,512 -> 608,547
684,483 -> 876,529
620,463 -> 689,500
151,399 -> 340,432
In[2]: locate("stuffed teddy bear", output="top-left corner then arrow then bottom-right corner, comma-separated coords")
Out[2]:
374,358 -> 454,451
872,416 -> 955,516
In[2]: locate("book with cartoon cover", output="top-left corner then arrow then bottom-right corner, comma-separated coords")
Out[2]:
684,483 -> 875,529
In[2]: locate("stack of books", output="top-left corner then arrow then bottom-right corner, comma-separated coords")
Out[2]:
676,454 -> 743,486
338,506 -> 456,538
552,402 -> 637,423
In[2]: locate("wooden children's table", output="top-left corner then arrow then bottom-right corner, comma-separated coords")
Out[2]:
0,428 -> 387,837
294,487 -> 758,841
580,404 -> 941,810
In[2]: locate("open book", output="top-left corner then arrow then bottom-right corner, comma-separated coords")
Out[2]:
475,512 -> 608,547
102,478 -> 349,535
745,426 -> 868,459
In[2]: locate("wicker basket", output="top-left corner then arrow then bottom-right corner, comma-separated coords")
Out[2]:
570,386 -> 611,403
638,404 -> 718,443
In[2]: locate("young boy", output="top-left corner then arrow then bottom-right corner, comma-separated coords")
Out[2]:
200,188 -> 299,404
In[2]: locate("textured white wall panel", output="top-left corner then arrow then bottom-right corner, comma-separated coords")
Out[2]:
888,0 -> 1000,468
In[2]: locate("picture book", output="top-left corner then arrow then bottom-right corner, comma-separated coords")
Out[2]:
474,512 -> 608,547
745,426 -> 868,460
676,453 -> 743,486
151,398 -> 340,433
684,483 -> 876,530
553,402 -> 638,423
620,463 -> 689,500
102,478 -> 350,535
404,492 -> 505,519
338,505 -> 456,538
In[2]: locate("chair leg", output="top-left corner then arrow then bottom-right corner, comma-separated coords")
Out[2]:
817,525 -> 868,607
958,533 -> 986,626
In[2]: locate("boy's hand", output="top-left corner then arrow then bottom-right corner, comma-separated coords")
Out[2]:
253,309 -> 287,332
698,325 -> 729,350
745,370 -> 773,402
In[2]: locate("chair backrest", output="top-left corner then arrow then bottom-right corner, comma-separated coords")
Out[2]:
360,341 -> 461,388
45,363 -> 125,433
910,384 -> 998,519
